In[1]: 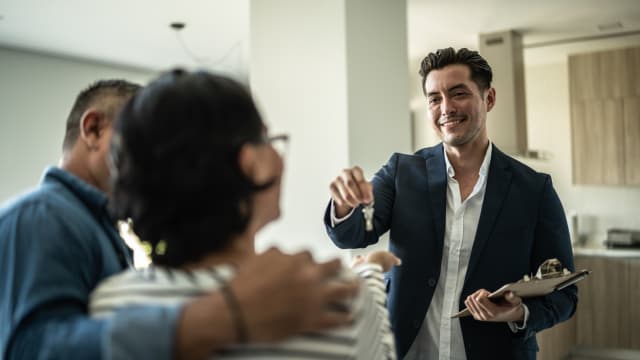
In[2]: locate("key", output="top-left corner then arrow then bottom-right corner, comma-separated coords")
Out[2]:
362,200 -> 375,232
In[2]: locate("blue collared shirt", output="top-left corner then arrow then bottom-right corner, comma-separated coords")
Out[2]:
0,167 -> 181,360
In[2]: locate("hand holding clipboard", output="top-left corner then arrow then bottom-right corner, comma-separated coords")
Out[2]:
452,259 -> 590,318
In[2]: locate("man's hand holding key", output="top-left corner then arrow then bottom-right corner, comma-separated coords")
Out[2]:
329,166 -> 375,230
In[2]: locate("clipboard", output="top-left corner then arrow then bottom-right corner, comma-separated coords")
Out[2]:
451,269 -> 591,318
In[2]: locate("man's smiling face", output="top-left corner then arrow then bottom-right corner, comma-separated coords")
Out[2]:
425,64 -> 495,149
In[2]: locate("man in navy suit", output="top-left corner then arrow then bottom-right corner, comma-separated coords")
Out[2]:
324,47 -> 577,360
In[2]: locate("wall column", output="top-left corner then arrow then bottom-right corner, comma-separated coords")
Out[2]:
249,0 -> 410,259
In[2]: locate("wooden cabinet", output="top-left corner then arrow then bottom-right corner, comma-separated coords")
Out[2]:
569,47 -> 640,101
537,255 -> 640,359
628,258 -> 640,349
537,315 -> 576,360
573,256 -> 640,348
571,100 -> 626,185
569,47 -> 640,186
624,98 -> 640,184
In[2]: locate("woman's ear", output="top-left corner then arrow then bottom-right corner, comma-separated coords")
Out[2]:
238,143 -> 258,178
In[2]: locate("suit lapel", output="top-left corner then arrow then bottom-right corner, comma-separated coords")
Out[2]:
424,144 -> 447,253
465,146 -> 512,281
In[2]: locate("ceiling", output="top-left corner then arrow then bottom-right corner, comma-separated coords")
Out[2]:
0,0 -> 250,74
408,0 -> 640,56
1,0 -> 639,75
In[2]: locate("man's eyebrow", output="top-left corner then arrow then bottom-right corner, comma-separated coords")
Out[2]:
447,84 -> 468,92
426,83 -> 468,97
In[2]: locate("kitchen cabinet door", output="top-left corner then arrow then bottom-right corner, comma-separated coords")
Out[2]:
571,100 -> 625,185
574,256 -> 640,349
628,257 -> 640,349
569,51 -> 600,101
624,97 -> 640,185
569,46 -> 640,186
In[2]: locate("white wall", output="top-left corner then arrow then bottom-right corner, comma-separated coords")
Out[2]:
522,34 -> 640,247
0,47 -> 154,203
409,56 -> 441,150
249,0 -> 350,261
249,0 -> 410,261
345,0 -> 411,175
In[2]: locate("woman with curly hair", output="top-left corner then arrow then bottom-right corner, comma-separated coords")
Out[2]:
89,69 -> 398,359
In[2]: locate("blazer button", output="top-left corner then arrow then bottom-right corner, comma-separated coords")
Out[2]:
413,320 -> 421,329
427,278 -> 436,287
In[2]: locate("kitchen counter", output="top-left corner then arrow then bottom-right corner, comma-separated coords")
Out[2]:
573,245 -> 640,258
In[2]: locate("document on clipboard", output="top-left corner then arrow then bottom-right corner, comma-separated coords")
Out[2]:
451,267 -> 591,319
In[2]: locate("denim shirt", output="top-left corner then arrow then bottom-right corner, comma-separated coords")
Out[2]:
0,167 -> 181,360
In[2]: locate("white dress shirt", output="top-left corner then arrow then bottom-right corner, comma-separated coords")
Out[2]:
404,144 -> 492,360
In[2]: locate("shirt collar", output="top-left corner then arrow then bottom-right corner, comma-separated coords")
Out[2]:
443,141 -> 493,179
41,166 -> 109,213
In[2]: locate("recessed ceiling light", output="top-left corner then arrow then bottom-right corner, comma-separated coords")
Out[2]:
597,21 -> 623,32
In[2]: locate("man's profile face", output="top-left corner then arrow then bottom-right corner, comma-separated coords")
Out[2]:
93,122 -> 115,193
86,95 -> 130,194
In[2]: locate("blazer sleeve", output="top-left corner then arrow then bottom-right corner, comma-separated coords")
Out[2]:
519,175 -> 578,339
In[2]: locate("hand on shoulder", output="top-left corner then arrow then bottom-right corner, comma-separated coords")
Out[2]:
231,248 -> 360,342
351,250 -> 401,272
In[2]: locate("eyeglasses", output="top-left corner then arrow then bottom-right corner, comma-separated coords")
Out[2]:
264,134 -> 289,157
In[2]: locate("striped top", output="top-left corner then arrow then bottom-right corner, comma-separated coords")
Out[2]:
90,262 -> 396,359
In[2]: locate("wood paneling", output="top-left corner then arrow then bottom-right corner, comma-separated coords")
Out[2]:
538,256 -> 640,359
569,48 -> 636,100
627,47 -> 640,97
574,256 -> 640,350
569,52 -> 600,101
571,100 -> 625,185
569,46 -> 640,186
600,48 -> 632,99
624,98 -> 640,185
628,258 -> 640,349
537,315 -> 576,360
575,257 -> 629,347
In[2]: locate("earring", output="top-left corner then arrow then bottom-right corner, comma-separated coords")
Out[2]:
155,240 -> 167,256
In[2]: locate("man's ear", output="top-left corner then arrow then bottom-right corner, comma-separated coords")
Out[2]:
485,87 -> 496,112
238,143 -> 258,178
79,109 -> 107,150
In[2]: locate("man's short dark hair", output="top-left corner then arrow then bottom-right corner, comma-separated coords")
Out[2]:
110,69 -> 269,267
62,79 -> 141,151
419,47 -> 493,95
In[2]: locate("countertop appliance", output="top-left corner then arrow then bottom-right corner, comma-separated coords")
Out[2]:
604,228 -> 640,249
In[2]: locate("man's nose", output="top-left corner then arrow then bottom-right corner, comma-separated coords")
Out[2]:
440,97 -> 456,116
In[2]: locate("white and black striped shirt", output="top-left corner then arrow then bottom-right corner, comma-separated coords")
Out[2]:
90,263 -> 396,359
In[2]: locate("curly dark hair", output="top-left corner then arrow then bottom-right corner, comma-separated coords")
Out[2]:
110,69 -> 270,267
419,47 -> 493,95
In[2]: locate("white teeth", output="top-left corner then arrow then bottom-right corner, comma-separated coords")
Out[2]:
439,119 -> 461,126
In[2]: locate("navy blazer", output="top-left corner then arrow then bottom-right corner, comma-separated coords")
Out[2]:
324,143 -> 577,360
